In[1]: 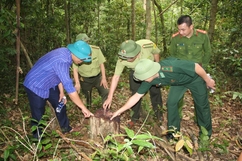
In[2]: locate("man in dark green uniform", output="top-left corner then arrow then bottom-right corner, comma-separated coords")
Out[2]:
110,58 -> 215,138
167,15 -> 212,137
103,40 -> 163,127
73,33 -> 109,108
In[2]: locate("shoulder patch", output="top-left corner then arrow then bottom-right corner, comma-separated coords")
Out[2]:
90,45 -> 100,49
172,32 -> 180,38
161,66 -> 173,72
142,42 -> 153,48
142,42 -> 158,49
196,29 -> 207,34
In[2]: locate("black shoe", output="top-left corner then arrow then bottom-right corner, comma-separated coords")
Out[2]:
166,133 -> 174,141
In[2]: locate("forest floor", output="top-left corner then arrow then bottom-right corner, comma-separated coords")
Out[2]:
0,76 -> 242,161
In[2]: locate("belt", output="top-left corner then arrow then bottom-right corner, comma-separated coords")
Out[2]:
82,73 -> 101,79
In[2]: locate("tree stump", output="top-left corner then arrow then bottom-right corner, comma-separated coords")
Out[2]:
90,108 -> 120,140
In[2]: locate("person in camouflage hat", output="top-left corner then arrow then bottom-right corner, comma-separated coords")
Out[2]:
103,39 -> 163,127
72,33 -> 109,108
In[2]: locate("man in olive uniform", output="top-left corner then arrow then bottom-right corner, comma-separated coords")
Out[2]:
103,39 -> 163,127
73,33 -> 109,108
167,15 -> 212,136
110,58 -> 215,138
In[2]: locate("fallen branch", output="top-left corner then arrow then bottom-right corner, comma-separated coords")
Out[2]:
0,128 -> 23,161
156,140 -> 196,161
56,130 -> 92,161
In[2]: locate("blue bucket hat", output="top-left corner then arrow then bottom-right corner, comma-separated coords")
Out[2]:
67,40 -> 91,62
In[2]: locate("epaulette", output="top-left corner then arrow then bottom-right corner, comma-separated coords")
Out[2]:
90,45 -> 100,49
196,29 -> 207,34
142,42 -> 153,48
172,32 -> 180,38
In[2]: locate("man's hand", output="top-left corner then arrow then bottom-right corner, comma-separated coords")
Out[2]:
81,107 -> 94,117
100,78 -> 109,89
75,83 -> 81,94
110,111 -> 121,120
103,97 -> 112,110
206,78 -> 216,90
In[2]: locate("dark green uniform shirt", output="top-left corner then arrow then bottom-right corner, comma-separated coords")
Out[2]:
170,29 -> 211,68
137,57 -> 199,94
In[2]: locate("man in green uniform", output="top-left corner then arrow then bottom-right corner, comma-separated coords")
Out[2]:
110,58 -> 215,138
167,15 -> 212,137
103,39 -> 163,127
73,33 -> 109,108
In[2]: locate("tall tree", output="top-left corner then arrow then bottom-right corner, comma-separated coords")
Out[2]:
65,0 -> 70,44
131,0 -> 136,40
145,0 -> 152,39
152,0 -> 157,44
15,0 -> 20,104
208,0 -> 218,42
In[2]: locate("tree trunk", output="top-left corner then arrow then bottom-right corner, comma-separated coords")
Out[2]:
65,0 -> 71,44
97,0 -> 100,46
180,0 -> 183,15
90,108 -> 120,141
131,0 -> 136,40
208,0 -> 218,42
145,0 -> 152,39
153,0 -> 165,55
15,0 -> 20,105
152,0 -> 158,44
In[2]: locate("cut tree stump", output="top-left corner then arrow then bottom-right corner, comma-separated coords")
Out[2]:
90,108 -> 120,140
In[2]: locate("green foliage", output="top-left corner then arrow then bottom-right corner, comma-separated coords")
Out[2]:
211,138 -> 229,154
91,128 -> 162,160
198,126 -> 210,152
225,91 -> 242,101
1,113 -> 61,160
166,127 -> 194,155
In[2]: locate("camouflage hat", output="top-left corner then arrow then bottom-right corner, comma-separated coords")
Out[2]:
134,59 -> 160,81
76,33 -> 90,42
118,40 -> 141,60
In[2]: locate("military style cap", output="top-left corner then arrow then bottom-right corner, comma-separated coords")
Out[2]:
134,59 -> 160,81
118,40 -> 141,60
76,33 -> 90,42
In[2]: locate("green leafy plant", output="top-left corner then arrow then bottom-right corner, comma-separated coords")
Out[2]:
165,128 -> 194,155
198,126 -> 210,152
211,138 -> 229,154
1,109 -> 61,161
225,91 -> 242,101
91,128 -> 163,160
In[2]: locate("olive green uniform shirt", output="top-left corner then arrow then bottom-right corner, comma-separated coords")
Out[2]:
137,57 -> 199,94
114,39 -> 160,75
170,29 -> 211,68
72,45 -> 106,77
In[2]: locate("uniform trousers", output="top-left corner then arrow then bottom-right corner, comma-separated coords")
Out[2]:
167,77 -> 212,137
129,70 -> 163,121
25,86 -> 72,139
80,73 -> 109,108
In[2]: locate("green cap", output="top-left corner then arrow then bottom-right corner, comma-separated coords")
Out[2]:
76,33 -> 90,42
118,40 -> 141,59
134,59 -> 160,81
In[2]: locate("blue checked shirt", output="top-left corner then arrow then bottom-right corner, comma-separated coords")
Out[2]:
24,47 -> 76,98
